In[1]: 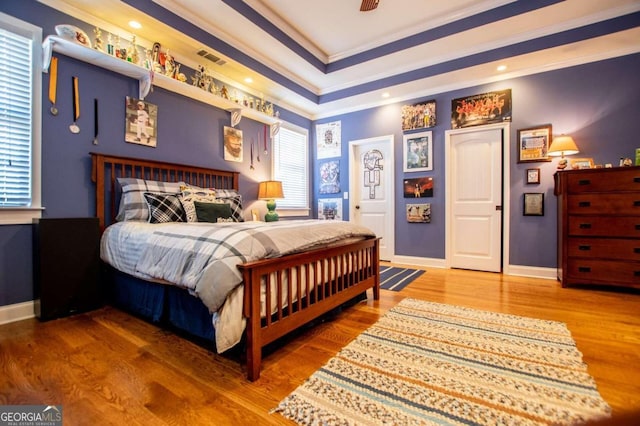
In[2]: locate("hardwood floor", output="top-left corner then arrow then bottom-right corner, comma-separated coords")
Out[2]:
1,265 -> 639,425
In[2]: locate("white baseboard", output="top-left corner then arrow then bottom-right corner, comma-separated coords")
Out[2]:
388,255 -> 557,280
505,264 -> 558,280
389,255 -> 447,269
0,301 -> 35,325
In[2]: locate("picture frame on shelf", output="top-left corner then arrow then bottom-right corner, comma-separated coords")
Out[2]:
569,157 -> 594,169
526,168 -> 540,184
403,130 -> 433,172
523,193 -> 544,216
517,124 -> 552,163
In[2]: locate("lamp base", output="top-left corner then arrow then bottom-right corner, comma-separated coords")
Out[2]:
264,199 -> 279,222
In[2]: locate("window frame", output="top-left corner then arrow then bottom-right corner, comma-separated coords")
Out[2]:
0,12 -> 43,225
271,121 -> 310,217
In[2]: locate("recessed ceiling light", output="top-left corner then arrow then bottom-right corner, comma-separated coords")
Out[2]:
129,20 -> 142,29
497,65 -> 507,72
381,92 -> 390,98
244,77 -> 253,84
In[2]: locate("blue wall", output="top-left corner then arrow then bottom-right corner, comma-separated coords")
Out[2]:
1,1 -> 639,308
315,54 -> 640,266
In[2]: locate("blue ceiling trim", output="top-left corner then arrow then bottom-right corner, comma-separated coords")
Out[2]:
319,12 -> 640,104
122,0 -> 320,103
220,0 -> 326,73
326,0 -> 565,73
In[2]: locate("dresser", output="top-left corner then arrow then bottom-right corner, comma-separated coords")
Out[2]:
555,166 -> 640,288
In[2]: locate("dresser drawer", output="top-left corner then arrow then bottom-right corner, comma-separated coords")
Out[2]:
566,258 -> 640,286
568,216 -> 640,237
567,237 -> 640,261
567,193 -> 640,215
567,167 -> 640,193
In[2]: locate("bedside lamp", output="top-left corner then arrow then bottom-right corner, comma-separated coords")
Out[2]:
548,135 -> 579,169
258,180 -> 284,222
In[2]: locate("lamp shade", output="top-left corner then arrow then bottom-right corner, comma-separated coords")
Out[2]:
258,180 -> 284,200
548,135 -> 579,157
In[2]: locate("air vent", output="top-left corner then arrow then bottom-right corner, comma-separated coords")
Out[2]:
196,49 -> 225,65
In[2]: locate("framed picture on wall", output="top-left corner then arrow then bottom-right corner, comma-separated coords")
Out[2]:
526,168 -> 540,184
523,192 -> 544,216
517,124 -> 552,163
403,131 -> 433,172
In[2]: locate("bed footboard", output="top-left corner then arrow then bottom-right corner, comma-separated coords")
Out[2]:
237,237 -> 380,381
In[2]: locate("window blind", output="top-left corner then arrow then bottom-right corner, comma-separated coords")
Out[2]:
0,27 -> 32,207
272,125 -> 308,210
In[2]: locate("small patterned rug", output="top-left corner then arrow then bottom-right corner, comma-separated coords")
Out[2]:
274,298 -> 611,425
380,266 -> 425,291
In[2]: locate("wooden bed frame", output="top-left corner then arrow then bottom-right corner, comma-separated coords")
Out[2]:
91,152 -> 380,381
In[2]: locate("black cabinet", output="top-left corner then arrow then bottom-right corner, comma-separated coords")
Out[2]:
33,217 -> 102,320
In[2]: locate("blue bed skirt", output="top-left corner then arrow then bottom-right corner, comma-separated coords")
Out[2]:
106,267 -> 368,352
108,268 -> 215,342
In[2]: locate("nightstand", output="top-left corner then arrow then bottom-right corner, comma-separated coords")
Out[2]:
32,217 -> 102,320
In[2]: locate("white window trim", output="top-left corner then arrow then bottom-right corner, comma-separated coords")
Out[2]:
0,12 -> 43,225
272,121 -> 310,217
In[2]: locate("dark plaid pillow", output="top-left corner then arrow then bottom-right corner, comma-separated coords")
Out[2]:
213,189 -> 244,222
143,192 -> 186,223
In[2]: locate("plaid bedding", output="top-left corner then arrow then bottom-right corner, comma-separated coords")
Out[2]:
101,219 -> 375,352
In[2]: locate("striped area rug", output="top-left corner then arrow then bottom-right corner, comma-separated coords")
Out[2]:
380,266 -> 425,291
274,298 -> 611,425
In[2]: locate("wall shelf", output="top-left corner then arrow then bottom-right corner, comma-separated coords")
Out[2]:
42,35 -> 279,125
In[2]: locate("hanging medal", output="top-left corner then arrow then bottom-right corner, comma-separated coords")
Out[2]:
69,76 -> 80,133
48,57 -> 59,115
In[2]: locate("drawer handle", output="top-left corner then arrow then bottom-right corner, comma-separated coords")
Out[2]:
635,271 -> 640,277
635,201 -> 640,207
578,201 -> 591,207
634,177 -> 640,183
578,245 -> 591,251
636,225 -> 640,230
635,248 -> 640,254
578,266 -> 591,273
578,179 -> 591,186
579,223 -> 592,229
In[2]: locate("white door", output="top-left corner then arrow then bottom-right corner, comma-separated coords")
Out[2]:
445,124 -> 510,272
349,135 -> 394,261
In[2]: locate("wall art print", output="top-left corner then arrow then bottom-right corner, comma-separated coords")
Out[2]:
223,126 -> 243,162
403,131 -> 433,172
451,89 -> 512,129
125,96 -> 158,147
316,121 -> 341,159
406,203 -> 431,223
401,99 -> 436,131
318,198 -> 342,220
403,176 -> 433,198
319,160 -> 340,194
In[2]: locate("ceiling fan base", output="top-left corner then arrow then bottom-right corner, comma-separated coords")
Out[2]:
360,0 -> 380,12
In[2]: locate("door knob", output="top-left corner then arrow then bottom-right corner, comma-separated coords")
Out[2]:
355,205 -> 360,209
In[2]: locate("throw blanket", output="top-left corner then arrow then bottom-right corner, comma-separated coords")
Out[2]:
101,220 -> 375,351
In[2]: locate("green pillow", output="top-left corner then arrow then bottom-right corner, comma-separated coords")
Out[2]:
194,201 -> 233,223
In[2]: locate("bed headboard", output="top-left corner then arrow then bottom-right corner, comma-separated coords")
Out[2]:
91,152 -> 240,229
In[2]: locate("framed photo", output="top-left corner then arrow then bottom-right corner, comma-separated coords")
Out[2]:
517,124 -> 552,163
526,168 -> 540,184
523,193 -> 544,216
401,100 -> 436,131
223,126 -> 243,162
125,96 -> 158,147
406,203 -> 431,223
403,131 -> 433,172
569,157 -> 594,169
403,177 -> 433,198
